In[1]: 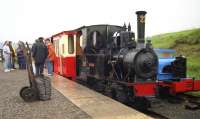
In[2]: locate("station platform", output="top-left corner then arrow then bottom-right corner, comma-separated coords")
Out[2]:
52,74 -> 151,119
0,64 -> 151,119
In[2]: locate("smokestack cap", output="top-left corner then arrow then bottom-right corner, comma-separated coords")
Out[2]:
136,11 -> 147,15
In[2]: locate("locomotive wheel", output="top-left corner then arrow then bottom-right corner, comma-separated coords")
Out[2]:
20,87 -> 37,102
115,89 -> 128,104
133,97 -> 151,111
94,80 -> 106,93
86,76 -> 96,87
110,84 -> 129,104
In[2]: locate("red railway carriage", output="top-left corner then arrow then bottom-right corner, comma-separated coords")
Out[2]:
51,31 -> 81,79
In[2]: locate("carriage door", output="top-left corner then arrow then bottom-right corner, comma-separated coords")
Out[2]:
58,35 -> 66,75
53,37 -> 60,74
61,34 -> 76,79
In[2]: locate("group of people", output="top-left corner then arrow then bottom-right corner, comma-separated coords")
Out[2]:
2,37 -> 56,76
2,41 -> 23,72
32,37 -> 55,76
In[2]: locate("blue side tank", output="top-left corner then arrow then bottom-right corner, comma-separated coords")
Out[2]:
154,48 -> 176,81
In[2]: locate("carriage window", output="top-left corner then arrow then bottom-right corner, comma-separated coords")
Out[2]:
92,31 -> 97,46
79,35 -> 83,47
117,36 -> 121,47
53,41 -> 56,55
57,40 -> 59,55
68,35 -> 74,54
91,31 -> 101,47
54,40 -> 59,55
113,32 -> 121,47
53,41 -> 56,54
62,44 -> 65,54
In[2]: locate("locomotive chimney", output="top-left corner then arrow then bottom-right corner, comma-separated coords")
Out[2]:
136,11 -> 147,46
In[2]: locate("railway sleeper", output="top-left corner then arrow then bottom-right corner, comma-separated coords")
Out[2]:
185,103 -> 200,110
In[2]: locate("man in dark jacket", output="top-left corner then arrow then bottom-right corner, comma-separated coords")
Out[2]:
32,37 -> 48,76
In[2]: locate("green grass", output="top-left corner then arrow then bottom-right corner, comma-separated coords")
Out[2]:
185,91 -> 200,97
152,28 -> 200,48
152,28 -> 200,79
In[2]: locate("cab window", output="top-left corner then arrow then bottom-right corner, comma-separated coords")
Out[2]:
68,35 -> 74,54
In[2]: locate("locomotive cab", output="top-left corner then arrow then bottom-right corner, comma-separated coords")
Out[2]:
155,48 -> 176,80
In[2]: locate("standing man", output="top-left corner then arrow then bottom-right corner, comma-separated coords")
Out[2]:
45,39 -> 55,76
32,37 -> 48,76
3,41 -> 11,72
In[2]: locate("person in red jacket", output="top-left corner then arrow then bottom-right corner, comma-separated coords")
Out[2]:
45,39 -> 55,76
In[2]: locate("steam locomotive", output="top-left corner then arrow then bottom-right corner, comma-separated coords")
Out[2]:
51,11 -> 200,109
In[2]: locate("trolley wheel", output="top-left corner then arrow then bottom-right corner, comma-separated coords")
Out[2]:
20,87 -> 37,102
20,86 -> 29,98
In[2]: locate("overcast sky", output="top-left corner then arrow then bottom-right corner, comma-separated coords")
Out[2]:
0,0 -> 200,43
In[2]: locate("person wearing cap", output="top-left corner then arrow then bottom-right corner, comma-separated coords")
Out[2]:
32,37 -> 48,76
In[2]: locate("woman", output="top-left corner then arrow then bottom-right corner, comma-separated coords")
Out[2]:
16,42 -> 26,69
3,41 -> 11,72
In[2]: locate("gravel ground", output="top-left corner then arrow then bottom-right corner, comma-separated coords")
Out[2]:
149,97 -> 200,119
0,64 -> 91,119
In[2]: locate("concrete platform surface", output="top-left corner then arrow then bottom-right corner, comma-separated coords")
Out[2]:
52,74 -> 151,119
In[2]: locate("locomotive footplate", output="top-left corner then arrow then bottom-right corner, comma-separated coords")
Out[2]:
158,78 -> 200,95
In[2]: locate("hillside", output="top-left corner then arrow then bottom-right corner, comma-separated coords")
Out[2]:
152,28 -> 200,79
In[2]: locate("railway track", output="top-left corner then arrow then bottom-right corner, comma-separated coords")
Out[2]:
177,94 -> 200,110
147,94 -> 200,119
144,111 -> 170,119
